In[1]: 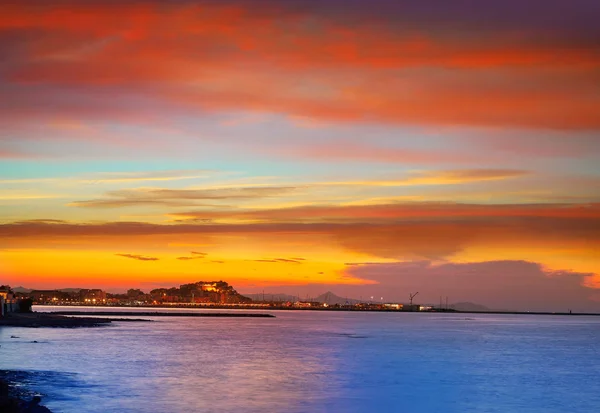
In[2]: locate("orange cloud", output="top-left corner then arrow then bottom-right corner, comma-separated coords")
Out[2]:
252,258 -> 304,264
345,260 -> 600,312
176,256 -> 203,261
1,205 -> 599,297
176,252 -> 207,260
63,169 -> 527,213
2,2 -> 598,129
68,186 -> 297,209
116,253 -> 159,261
2,204 -> 598,271
171,202 -> 600,223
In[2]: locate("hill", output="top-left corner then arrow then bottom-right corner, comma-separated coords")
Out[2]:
242,291 -> 363,304
315,292 -> 361,305
11,286 -> 83,293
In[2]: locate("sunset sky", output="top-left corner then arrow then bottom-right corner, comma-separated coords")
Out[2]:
1,0 -> 599,311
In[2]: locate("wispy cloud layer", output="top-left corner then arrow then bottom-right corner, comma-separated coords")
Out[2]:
1,1 -> 598,129
176,256 -> 203,261
0,170 -> 214,185
68,186 -> 297,208
253,258 -> 305,264
116,253 -> 159,261
177,252 -> 207,261
64,169 -> 527,210
1,1 -> 599,308
77,170 -> 213,184
171,202 -> 600,224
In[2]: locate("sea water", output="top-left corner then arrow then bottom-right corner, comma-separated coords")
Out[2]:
1,307 -> 599,412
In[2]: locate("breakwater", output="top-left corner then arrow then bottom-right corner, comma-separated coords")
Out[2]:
52,311 -> 276,318
0,313 -> 151,328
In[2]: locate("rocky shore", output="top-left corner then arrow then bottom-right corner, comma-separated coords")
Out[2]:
0,312 -> 151,328
1,313 -> 150,411
0,375 -> 51,413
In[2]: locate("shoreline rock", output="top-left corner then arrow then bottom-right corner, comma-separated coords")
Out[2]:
0,376 -> 52,413
0,312 -> 151,328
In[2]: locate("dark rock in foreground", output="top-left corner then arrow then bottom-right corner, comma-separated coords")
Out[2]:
0,312 -> 150,328
0,376 -> 52,413
0,312 -> 273,328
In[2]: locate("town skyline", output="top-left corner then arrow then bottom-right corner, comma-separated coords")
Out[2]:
7,271 -> 600,313
1,1 -> 599,313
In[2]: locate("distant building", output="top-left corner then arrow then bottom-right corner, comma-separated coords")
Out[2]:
151,281 -> 251,305
30,290 -> 75,304
0,285 -> 19,316
201,283 -> 218,292
383,303 -> 403,310
0,285 -> 14,300
79,289 -> 107,304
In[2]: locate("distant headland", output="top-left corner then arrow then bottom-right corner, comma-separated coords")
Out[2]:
6,282 -> 599,316
7,281 -> 429,311
1,283 -> 275,328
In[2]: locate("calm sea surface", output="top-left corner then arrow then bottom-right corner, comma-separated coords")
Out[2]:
1,306 -> 599,412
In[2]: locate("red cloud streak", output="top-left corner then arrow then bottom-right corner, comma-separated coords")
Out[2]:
172,202 -> 600,222
1,2 -> 599,129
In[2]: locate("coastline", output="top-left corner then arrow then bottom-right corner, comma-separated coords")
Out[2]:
35,304 -> 600,317
0,313 -> 151,411
0,373 -> 52,413
0,312 -> 152,328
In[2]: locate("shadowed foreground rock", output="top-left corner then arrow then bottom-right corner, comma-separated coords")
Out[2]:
0,378 -> 51,413
0,312 -> 150,328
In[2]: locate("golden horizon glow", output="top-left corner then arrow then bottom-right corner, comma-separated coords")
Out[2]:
1,1 -> 599,311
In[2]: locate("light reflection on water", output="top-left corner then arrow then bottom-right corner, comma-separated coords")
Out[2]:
1,307 -> 599,412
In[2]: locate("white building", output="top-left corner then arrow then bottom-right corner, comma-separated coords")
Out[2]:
0,286 -> 19,317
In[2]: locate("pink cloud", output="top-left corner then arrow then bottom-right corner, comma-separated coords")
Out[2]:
345,260 -> 600,312
1,2 -> 598,130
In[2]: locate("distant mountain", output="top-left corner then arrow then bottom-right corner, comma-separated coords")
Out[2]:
315,292 -> 361,305
449,302 -> 491,312
242,291 -> 363,304
12,286 -> 83,293
230,292 -> 493,310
